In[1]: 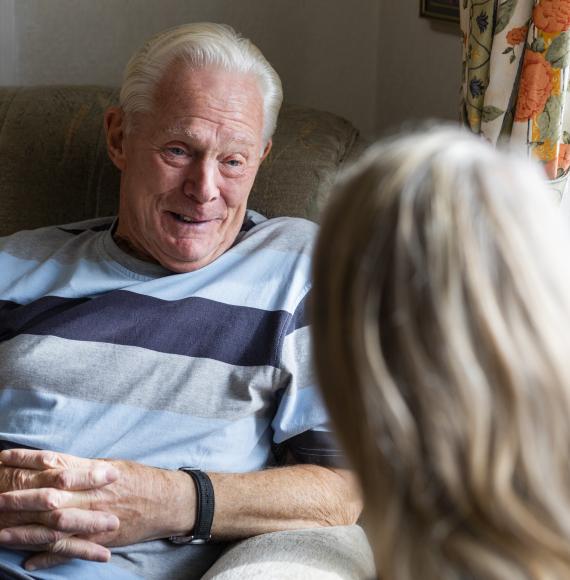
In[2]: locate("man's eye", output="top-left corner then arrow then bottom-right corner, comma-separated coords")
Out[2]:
166,147 -> 187,156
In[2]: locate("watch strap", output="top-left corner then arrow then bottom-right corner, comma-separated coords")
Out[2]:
169,468 -> 215,544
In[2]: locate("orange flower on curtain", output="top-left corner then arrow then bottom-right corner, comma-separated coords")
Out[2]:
461,0 -> 570,193
507,26 -> 528,45
514,51 -> 553,121
533,0 -> 570,33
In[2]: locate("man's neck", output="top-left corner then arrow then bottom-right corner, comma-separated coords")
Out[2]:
112,231 -> 157,264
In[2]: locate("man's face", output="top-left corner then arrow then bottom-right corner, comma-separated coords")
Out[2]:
106,65 -> 270,273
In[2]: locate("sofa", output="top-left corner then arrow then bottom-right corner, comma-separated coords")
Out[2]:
0,86 -> 375,579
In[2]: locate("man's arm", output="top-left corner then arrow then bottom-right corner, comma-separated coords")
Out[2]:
0,449 -> 362,570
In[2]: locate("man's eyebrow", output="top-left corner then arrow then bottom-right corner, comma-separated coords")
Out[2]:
161,126 -> 257,149
226,136 -> 257,148
163,126 -> 198,139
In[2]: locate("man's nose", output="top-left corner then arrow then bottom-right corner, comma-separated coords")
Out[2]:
183,160 -> 219,203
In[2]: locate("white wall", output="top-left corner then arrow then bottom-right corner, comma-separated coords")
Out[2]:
0,0 -> 462,137
0,0 -> 17,85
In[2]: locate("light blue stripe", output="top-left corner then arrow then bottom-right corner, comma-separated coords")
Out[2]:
272,386 -> 330,444
0,548 -> 142,580
0,243 -> 311,312
125,246 -> 312,311
0,389 -> 273,473
0,252 -> 140,303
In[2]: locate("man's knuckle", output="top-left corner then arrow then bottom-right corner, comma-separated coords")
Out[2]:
11,469 -> 29,491
16,528 -> 31,544
45,528 -> 65,544
42,489 -> 61,510
50,510 -> 69,531
51,537 -> 76,556
41,451 -> 59,468
19,526 -> 48,544
49,538 -> 67,554
54,470 -> 72,489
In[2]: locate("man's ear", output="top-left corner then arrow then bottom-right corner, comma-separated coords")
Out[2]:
260,139 -> 272,163
104,107 -> 127,171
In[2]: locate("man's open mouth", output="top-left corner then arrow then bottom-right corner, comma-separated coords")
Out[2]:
170,212 -> 213,224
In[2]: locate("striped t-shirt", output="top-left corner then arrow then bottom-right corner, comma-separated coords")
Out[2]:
0,211 -> 339,580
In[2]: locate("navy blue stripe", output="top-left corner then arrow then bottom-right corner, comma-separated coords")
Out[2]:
57,223 -> 112,235
0,439 -> 41,451
0,292 -> 291,368
286,430 -> 347,468
285,292 -> 310,335
0,297 -> 90,342
240,217 -> 257,232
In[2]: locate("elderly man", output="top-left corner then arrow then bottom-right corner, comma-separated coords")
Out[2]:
0,22 -> 362,580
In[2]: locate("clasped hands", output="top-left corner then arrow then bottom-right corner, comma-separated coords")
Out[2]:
0,449 -> 189,571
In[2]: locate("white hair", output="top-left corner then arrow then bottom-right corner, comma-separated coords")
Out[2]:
119,22 -> 283,144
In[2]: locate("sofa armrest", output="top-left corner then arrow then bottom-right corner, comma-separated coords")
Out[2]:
201,525 -> 375,580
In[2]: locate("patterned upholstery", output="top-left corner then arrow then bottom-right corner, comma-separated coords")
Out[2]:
0,86 -> 365,236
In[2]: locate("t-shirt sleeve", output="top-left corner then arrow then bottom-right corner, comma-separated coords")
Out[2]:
271,290 -> 346,468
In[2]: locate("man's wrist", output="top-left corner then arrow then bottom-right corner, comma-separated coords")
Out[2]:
167,468 -> 199,538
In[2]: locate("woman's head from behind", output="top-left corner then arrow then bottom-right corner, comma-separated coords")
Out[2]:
313,126 -> 570,579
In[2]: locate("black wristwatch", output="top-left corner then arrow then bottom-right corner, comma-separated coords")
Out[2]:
169,468 -> 215,544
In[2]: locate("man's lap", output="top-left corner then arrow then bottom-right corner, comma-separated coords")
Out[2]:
0,527 -> 375,579
0,548 -> 142,579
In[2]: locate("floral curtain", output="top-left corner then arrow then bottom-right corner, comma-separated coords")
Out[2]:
461,0 -> 570,198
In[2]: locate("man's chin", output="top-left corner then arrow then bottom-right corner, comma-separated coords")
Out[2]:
156,245 -> 220,274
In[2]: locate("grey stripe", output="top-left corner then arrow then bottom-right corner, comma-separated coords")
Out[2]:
0,334 -> 283,419
234,217 -> 317,257
1,217 -> 113,264
281,325 -> 316,389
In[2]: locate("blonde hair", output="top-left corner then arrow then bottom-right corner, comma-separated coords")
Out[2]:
312,126 -> 570,579
120,22 -> 283,143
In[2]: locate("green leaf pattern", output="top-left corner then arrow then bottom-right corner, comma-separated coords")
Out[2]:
538,95 -> 563,142
482,106 -> 506,122
495,0 -> 518,35
546,32 -> 570,69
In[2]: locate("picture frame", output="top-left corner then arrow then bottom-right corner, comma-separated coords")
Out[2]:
420,0 -> 460,22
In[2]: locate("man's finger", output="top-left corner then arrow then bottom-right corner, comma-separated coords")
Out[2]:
0,528 -> 111,562
44,508 -> 120,535
0,488 -> 100,511
38,466 -> 119,490
0,449 -> 118,485
25,540 -> 111,570
0,525 -> 67,546
22,539 -> 111,570
0,450 -> 121,489
24,553 -> 72,572
0,506 -> 119,536
49,536 -> 111,563
0,449 -> 91,471
1,465 -> 118,494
